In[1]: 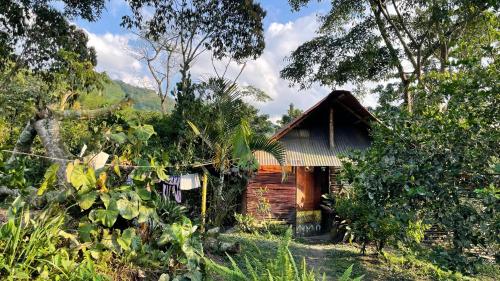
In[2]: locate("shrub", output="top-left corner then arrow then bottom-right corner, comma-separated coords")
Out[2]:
339,56 -> 500,271
265,220 -> 290,236
234,213 -> 258,233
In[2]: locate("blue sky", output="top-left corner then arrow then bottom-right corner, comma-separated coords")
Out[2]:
74,0 -> 377,120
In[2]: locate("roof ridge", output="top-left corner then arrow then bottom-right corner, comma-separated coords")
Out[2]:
273,90 -> 376,140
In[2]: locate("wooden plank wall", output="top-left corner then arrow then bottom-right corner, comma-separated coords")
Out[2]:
245,165 -> 296,223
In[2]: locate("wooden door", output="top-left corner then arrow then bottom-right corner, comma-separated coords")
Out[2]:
296,167 -> 321,210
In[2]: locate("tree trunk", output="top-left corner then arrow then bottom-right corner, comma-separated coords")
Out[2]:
440,42 -> 448,72
403,79 -> 413,113
8,99 -> 131,188
33,117 -> 70,186
161,98 -> 168,115
7,120 -> 37,164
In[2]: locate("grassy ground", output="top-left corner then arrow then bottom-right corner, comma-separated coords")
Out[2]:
207,232 -> 499,281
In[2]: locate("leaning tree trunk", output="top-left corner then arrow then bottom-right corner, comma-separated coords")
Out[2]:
6,98 -> 131,189
7,120 -> 37,164
33,117 -> 71,185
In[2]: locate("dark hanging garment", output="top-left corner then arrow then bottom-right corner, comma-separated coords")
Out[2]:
160,176 -> 181,203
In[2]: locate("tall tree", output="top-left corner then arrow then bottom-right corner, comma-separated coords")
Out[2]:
0,0 -> 105,72
282,0 -> 498,112
336,11 -> 499,269
122,0 -> 266,95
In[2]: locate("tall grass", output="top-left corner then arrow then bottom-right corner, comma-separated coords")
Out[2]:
0,197 -> 106,280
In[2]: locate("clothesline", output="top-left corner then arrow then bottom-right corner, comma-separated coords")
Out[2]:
1,150 -> 217,169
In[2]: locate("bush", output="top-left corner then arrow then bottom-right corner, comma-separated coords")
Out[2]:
234,213 -> 258,233
339,56 -> 500,272
265,221 -> 290,236
334,187 -> 400,254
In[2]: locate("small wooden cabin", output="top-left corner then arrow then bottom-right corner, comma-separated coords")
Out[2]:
243,90 -> 376,236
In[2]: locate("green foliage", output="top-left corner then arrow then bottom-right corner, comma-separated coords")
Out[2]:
340,44 -> 499,271
277,103 -> 303,128
264,221 -> 291,237
334,188 -> 400,253
186,78 -> 285,226
0,0 -> 104,72
123,0 -> 266,61
234,212 -> 290,237
234,213 -> 258,233
282,0 -> 498,111
0,197 -> 107,280
79,80 -> 174,112
65,162 -> 158,228
0,153 -> 28,193
158,217 -> 203,279
22,119 -> 205,279
382,250 -> 466,281
37,163 -> 60,196
206,229 -> 362,281
155,197 -> 188,224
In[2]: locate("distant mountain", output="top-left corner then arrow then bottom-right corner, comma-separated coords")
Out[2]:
79,80 -> 175,113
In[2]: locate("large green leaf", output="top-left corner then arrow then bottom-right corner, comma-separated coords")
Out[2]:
116,228 -> 136,251
78,191 -> 98,210
231,120 -> 251,163
89,199 -> 119,227
249,135 -> 286,166
117,198 -> 139,220
138,205 -> 155,223
135,186 -> 151,201
78,222 -> 98,242
130,124 -> 155,142
100,193 -> 111,208
38,163 -> 60,196
158,217 -> 197,247
109,132 -> 127,144
101,229 -> 117,251
69,165 -> 96,191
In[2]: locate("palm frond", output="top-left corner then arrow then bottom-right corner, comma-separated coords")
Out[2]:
187,120 -> 213,149
249,135 -> 286,166
231,120 -> 251,162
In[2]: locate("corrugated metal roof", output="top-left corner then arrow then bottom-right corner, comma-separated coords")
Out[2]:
255,127 -> 370,167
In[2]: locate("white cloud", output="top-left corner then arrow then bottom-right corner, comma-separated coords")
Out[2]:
190,14 -> 330,120
85,30 -> 155,89
190,14 -> 378,120
84,13 -> 379,118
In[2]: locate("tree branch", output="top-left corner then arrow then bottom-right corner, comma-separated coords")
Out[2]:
370,1 -> 412,112
7,120 -> 37,164
53,98 -> 132,120
371,3 -> 406,83
377,0 -> 417,69
391,0 -> 418,46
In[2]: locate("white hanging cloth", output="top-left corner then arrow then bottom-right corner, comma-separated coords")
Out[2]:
179,174 -> 201,190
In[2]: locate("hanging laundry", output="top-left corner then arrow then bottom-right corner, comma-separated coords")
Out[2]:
179,174 -> 201,190
84,151 -> 109,170
160,176 -> 181,203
